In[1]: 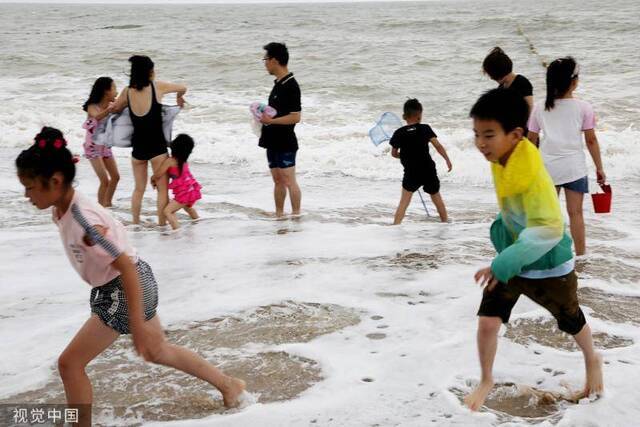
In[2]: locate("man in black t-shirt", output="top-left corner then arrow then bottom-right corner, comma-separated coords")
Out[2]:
389,99 -> 452,224
482,47 -> 534,115
258,42 -> 302,217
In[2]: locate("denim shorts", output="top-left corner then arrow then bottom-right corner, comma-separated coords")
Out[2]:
266,149 -> 297,169
557,176 -> 589,194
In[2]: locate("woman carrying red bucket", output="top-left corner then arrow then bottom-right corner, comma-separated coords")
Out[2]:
527,57 -> 607,256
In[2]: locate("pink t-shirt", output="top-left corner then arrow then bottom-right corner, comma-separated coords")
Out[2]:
53,191 -> 137,287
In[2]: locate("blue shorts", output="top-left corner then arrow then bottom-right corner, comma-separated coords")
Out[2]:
558,176 -> 589,194
267,149 -> 297,169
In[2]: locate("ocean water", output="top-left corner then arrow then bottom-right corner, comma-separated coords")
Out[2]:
1,1 -> 639,426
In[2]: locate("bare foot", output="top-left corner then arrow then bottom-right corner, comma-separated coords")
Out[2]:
464,379 -> 494,411
221,377 -> 246,408
584,353 -> 604,397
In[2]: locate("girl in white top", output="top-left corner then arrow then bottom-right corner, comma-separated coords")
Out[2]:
16,127 -> 246,426
528,57 -> 606,256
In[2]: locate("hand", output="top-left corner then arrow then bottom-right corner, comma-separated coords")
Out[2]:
475,267 -> 498,291
176,95 -> 185,108
106,102 -> 115,113
446,159 -> 453,172
131,321 -> 164,362
596,170 -> 606,185
259,112 -> 274,125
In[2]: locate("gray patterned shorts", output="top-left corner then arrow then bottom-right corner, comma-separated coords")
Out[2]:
90,259 -> 159,334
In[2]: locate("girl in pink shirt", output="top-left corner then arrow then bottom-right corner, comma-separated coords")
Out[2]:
16,127 -> 246,425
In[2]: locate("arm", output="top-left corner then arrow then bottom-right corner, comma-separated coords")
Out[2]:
156,80 -> 187,106
112,254 -> 144,331
391,147 -> 400,158
527,131 -> 539,147
150,157 -> 175,187
110,87 -> 129,113
261,111 -> 301,125
87,104 -> 112,121
429,137 -> 452,172
584,129 -> 606,184
490,180 -> 565,283
524,95 -> 534,117
111,254 -> 162,361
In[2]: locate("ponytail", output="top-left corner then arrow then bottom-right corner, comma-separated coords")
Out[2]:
545,57 -> 578,111
16,127 -> 77,187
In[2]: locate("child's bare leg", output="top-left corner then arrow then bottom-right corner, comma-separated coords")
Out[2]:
103,157 -> 120,207
89,158 -> 110,207
393,189 -> 413,225
565,189 -> 586,255
573,324 -> 603,396
184,206 -> 199,220
58,315 -> 120,427
465,316 -> 501,411
143,315 -> 246,407
163,200 -> 184,230
429,192 -> 448,222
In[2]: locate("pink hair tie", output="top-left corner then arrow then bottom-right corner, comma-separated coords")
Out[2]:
53,139 -> 65,149
38,139 -> 46,148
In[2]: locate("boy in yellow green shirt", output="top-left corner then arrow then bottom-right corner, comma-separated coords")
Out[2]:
465,88 -> 603,411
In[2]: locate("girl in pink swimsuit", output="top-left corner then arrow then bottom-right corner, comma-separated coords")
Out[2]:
150,134 -> 202,230
82,77 -> 120,207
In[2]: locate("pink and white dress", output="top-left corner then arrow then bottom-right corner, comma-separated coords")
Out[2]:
82,106 -> 113,160
168,162 -> 202,207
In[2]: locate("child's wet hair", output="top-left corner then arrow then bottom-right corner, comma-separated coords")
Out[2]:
82,77 -> 113,112
482,47 -> 513,81
403,98 -> 423,117
470,88 -> 529,133
16,127 -> 76,187
170,134 -> 195,175
545,57 -> 578,111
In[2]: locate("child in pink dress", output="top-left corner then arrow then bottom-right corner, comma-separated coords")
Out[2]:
82,77 -> 120,207
150,134 -> 202,230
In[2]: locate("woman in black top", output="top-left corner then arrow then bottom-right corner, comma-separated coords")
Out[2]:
112,55 -> 187,226
482,47 -> 534,115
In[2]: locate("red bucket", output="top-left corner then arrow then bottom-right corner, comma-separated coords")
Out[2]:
591,184 -> 612,213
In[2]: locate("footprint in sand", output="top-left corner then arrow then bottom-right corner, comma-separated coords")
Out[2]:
450,382 -> 567,423
366,333 -> 387,340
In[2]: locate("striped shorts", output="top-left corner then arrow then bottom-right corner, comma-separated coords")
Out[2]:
90,259 -> 159,334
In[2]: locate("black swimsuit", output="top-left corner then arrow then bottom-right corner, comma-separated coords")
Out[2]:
128,83 -> 167,161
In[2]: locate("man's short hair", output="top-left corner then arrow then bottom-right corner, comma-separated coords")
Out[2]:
403,98 -> 423,117
482,47 -> 513,81
263,42 -> 289,66
469,88 -> 528,133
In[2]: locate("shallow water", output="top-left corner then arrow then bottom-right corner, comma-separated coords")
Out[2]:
1,0 -> 640,425
0,301 -> 359,425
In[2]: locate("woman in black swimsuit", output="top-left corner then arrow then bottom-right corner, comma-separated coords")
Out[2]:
112,56 -> 187,226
